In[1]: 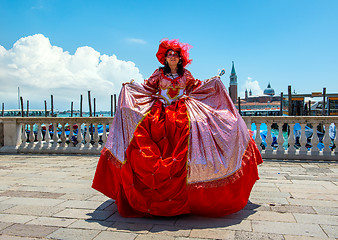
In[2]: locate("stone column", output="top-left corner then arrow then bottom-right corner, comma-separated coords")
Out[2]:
0,118 -> 22,153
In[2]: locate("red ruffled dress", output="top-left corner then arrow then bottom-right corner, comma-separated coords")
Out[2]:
92,68 -> 263,217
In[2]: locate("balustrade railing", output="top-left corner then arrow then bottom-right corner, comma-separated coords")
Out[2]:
243,116 -> 337,160
0,117 -> 111,154
0,116 -> 337,160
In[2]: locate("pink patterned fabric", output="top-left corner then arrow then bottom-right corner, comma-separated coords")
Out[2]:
104,75 -> 250,184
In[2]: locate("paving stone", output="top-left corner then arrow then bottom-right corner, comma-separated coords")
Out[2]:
13,186 -> 61,193
87,195 -> 112,202
93,231 -> 138,240
313,206 -> 338,216
106,212 -> 177,226
0,221 -> 14,230
249,196 -> 289,205
243,202 -> 271,211
289,192 -> 337,201
250,191 -> 291,198
0,196 -> 10,202
0,213 -> 36,224
102,202 -> 118,213
53,187 -> 97,195
68,219 -> 112,230
135,234 -> 175,240
293,213 -> 338,225
4,205 -> 65,217
189,229 -> 235,239
1,155 -> 338,239
246,210 -> 296,222
0,235 -> 48,240
109,222 -> 153,234
1,197 -> 65,207
46,228 -> 100,240
234,231 -> 284,240
0,223 -> 58,238
283,235 -> 336,240
175,215 -> 252,231
252,186 -> 281,192
27,216 -> 76,227
0,190 -> 64,199
252,221 -> 327,237
56,200 -> 104,210
0,203 -> 16,212
270,205 -> 316,214
288,199 -> 338,208
149,224 -> 191,237
53,208 -> 113,220
320,224 -> 338,238
58,193 -> 93,200
278,186 -> 335,194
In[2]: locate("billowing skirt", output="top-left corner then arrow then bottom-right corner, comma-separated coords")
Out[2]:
92,77 -> 263,217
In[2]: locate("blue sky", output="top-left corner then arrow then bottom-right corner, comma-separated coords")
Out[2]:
0,0 -> 337,111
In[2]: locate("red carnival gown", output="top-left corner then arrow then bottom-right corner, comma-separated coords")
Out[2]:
92,68 -> 263,217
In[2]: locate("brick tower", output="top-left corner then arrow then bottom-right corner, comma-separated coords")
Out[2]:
229,61 -> 238,103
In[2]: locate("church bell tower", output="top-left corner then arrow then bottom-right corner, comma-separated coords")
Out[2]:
229,61 -> 238,103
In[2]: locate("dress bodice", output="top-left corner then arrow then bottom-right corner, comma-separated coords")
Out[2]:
144,68 -> 200,105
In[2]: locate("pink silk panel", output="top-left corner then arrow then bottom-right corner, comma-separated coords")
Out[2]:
186,77 -> 250,184
104,77 -> 250,184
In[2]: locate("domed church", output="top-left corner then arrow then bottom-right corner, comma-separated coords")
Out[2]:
263,83 -> 275,96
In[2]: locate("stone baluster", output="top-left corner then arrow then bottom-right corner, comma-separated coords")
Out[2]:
52,122 -> 59,147
322,123 -> 332,156
288,123 -> 296,155
276,120 -> 285,156
311,121 -> 320,156
93,123 -> 100,148
59,123 -> 67,147
254,122 -> 262,152
101,123 -> 107,146
265,121 -> 273,154
20,124 -> 27,147
84,123 -> 91,148
68,122 -> 74,147
76,123 -> 83,148
299,123 -> 308,156
243,117 -> 251,130
28,124 -> 35,145
45,123 -> 51,146
36,122 -> 43,147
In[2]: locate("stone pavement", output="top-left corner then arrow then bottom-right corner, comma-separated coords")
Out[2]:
0,154 -> 337,240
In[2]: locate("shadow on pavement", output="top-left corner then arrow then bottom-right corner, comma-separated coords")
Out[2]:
86,200 -> 260,231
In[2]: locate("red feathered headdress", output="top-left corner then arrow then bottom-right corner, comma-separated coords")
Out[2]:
156,39 -> 192,67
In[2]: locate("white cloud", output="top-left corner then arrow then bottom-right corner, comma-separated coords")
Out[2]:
126,38 -> 147,45
239,77 -> 263,97
0,34 -> 143,111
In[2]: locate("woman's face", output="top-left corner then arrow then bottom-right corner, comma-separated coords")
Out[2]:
165,50 -> 180,66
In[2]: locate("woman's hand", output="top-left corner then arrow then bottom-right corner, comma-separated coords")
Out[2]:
122,79 -> 135,86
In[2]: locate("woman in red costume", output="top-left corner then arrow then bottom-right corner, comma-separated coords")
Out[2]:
92,39 -> 263,217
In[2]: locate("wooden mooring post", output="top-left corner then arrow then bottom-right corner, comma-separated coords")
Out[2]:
51,95 -> 54,117
80,94 -> 83,117
20,97 -> 24,117
44,100 -> 48,117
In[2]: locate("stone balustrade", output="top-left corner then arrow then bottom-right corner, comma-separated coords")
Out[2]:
243,116 -> 337,160
0,117 -> 111,155
0,116 -> 337,160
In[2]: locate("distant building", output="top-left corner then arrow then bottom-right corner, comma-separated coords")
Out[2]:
229,61 -> 237,103
227,62 -> 283,116
240,83 -> 283,116
227,62 -> 338,116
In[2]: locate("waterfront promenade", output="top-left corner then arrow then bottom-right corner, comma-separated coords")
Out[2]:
0,154 -> 337,240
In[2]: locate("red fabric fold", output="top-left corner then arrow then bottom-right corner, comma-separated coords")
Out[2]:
92,100 -> 263,217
